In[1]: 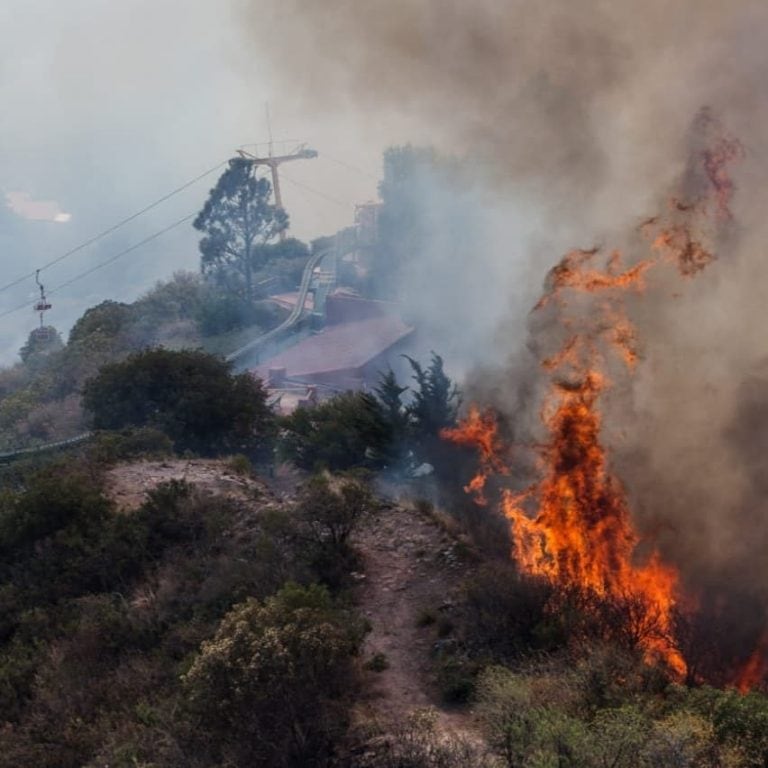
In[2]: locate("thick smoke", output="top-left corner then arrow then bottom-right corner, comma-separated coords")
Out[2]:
243,0 -> 768,221
243,0 -> 768,660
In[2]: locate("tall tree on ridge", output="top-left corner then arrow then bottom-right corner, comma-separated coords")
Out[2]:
194,158 -> 287,302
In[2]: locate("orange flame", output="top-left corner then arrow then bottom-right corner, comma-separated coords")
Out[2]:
734,633 -> 768,693
446,113 -> 744,683
442,406 -> 508,505
501,365 -> 685,674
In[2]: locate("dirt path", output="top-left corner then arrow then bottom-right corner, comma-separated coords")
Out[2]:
353,501 -> 474,734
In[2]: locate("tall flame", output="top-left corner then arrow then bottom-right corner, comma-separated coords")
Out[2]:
443,110 -> 752,684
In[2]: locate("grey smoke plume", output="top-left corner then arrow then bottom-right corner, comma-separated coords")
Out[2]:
243,0 -> 768,220
243,0 -> 768,665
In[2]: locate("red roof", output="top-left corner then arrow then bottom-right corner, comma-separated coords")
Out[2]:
254,316 -> 414,380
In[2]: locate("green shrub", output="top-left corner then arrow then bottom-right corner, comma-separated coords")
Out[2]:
573,644 -> 668,713
464,563 -> 560,659
712,690 -> 768,766
436,656 -> 478,704
352,707 -> 493,767
475,666 -> 589,767
195,294 -> 286,336
294,475 -> 374,588
87,428 -> 173,464
183,582 -> 366,766
436,614 -> 455,639
0,470 -> 110,557
278,392 -> 393,471
416,608 -> 437,627
226,453 -> 252,476
647,710 -> 723,768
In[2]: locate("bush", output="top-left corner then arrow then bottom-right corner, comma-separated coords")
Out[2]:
416,608 -> 437,627
294,475 -> 374,588
0,459 -> 336,767
364,652 -> 389,672
226,453 -> 252,476
195,294 -> 287,336
647,710 -> 724,768
279,392 -> 393,471
183,582 -> 366,766
711,690 -> 768,766
352,708 -> 493,768
0,469 -> 110,558
436,656 -> 478,704
475,666 -> 589,768
297,475 -> 373,549
86,428 -> 173,464
573,644 -> 668,713
474,662 -> 742,768
464,563 -> 560,659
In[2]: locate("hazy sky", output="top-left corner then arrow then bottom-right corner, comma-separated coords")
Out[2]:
0,0 -> 423,361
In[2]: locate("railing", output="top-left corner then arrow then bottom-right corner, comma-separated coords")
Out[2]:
0,431 -> 94,464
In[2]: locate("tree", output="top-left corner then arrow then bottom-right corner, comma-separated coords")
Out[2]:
278,392 -> 393,471
82,348 -> 275,455
374,369 -> 409,453
194,158 -> 288,302
405,352 -> 461,438
67,300 -> 134,346
19,327 -> 63,365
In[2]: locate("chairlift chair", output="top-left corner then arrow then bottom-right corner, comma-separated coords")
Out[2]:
31,270 -> 53,341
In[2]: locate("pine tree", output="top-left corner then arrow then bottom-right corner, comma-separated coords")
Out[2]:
194,158 -> 287,302
404,352 -> 461,438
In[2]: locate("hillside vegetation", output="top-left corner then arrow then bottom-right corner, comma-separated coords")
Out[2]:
0,356 -> 767,767
1,148 -> 767,767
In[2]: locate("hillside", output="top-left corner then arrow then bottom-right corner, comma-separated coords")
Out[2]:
108,459 -> 478,738
3,441 -> 768,767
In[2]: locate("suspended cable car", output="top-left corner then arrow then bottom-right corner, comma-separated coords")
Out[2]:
31,269 -> 53,342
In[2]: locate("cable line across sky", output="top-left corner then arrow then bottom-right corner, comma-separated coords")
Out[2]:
0,212 -> 197,322
0,159 -> 227,297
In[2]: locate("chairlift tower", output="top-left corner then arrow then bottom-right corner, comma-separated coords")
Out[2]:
237,106 -> 318,241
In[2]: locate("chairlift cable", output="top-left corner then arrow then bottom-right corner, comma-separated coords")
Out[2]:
279,171 -> 354,210
0,159 -> 227,296
0,212 -> 196,321
48,213 -> 197,294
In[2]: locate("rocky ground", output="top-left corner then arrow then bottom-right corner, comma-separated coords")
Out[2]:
105,458 -> 267,511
